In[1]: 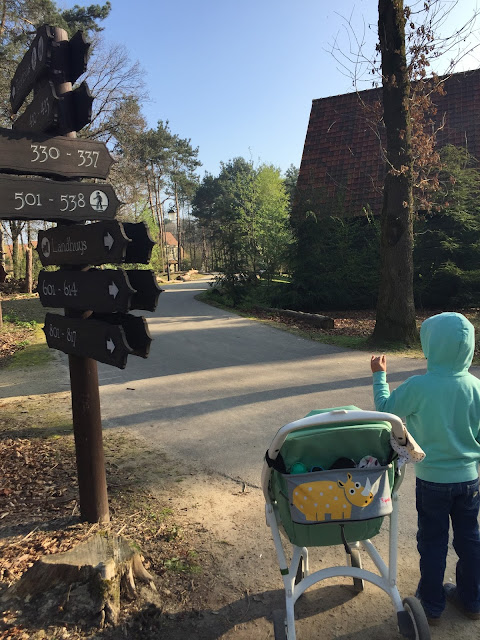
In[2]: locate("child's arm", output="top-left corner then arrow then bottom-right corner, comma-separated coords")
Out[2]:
370,354 -> 417,417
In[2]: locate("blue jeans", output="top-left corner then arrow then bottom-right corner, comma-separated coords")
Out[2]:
416,477 -> 480,617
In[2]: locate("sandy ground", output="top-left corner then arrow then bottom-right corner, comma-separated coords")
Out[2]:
154,465 -> 480,640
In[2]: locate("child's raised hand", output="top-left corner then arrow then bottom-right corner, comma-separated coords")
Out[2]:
371,354 -> 387,373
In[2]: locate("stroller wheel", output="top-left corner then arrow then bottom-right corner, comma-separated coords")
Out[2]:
349,549 -> 364,592
272,609 -> 287,640
401,597 -> 431,640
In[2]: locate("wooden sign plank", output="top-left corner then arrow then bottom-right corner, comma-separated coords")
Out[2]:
93,313 -> 152,358
10,25 -> 55,114
37,221 -> 130,266
12,80 -> 60,134
126,270 -> 163,312
13,81 -> 93,135
38,269 -> 136,313
0,127 -> 115,180
123,222 -> 156,264
0,175 -> 121,221
52,30 -> 90,85
10,27 -> 90,114
43,312 -> 133,369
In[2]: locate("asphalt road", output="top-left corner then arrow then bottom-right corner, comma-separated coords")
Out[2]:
92,277 -> 431,489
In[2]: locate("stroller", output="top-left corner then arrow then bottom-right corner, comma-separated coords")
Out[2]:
262,407 -> 430,640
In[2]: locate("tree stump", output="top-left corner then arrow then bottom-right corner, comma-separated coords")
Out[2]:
3,533 -> 156,627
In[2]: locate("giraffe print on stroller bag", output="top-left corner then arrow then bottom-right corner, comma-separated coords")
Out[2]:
285,465 -> 393,524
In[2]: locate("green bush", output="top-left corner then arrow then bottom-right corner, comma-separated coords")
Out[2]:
288,211 -> 380,311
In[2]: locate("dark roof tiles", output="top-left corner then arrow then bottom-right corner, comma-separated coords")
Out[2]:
297,68 -> 480,216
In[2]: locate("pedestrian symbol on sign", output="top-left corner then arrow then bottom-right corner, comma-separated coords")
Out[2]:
90,190 -> 109,212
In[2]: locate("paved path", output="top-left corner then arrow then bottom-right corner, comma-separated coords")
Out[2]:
96,278 -> 428,488
0,278 -> 436,488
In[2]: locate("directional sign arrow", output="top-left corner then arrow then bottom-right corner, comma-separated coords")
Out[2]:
108,282 -> 119,299
104,232 -> 114,250
93,313 -> 152,358
38,269 -> 136,313
0,175 -> 121,221
0,127 -> 115,180
37,221 -> 130,266
43,312 -> 133,369
10,25 -> 56,114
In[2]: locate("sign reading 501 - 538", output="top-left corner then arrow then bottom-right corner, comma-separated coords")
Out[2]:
0,175 -> 121,221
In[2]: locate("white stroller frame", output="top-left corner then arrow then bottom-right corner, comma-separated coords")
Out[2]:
262,409 -> 430,640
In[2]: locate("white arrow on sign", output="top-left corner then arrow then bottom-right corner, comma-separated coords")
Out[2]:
106,338 -> 115,353
108,282 -> 119,298
104,232 -> 114,250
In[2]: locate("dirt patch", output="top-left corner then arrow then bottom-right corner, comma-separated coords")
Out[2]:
0,324 -> 37,366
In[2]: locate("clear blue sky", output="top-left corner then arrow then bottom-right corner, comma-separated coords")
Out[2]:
66,0 -> 479,178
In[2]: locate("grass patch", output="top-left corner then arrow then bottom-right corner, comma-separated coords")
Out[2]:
196,290 -> 427,361
2,296 -> 46,324
1,296 -> 55,368
8,325 -> 52,368
0,392 -> 73,440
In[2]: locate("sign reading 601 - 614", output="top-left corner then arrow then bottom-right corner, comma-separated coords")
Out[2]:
0,174 -> 121,221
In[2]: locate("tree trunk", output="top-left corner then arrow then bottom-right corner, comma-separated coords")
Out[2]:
12,235 -> 19,279
4,533 -> 156,628
174,183 -> 182,271
0,224 -> 3,329
372,0 -> 418,345
25,248 -> 33,293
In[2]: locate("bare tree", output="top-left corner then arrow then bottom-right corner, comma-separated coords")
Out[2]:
80,37 -> 146,143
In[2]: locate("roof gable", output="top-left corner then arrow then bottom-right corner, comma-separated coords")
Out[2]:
297,68 -> 480,216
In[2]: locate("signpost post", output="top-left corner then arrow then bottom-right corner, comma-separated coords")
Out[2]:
1,25 -> 161,525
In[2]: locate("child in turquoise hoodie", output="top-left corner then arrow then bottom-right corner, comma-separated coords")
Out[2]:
371,312 -> 480,624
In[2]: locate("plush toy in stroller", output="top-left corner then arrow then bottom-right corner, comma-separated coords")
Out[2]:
262,406 -> 429,640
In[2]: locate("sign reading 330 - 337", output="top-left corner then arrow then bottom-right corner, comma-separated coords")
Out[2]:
0,127 -> 115,179
0,175 -> 120,221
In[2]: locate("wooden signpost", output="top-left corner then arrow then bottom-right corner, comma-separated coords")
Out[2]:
1,25 -> 161,525
10,25 -> 89,114
12,80 -> 93,135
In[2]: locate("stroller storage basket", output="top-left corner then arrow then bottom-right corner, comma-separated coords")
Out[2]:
268,408 -> 396,547
284,465 -> 392,524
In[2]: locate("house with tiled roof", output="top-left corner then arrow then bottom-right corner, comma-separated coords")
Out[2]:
297,68 -> 480,217
164,231 -> 183,270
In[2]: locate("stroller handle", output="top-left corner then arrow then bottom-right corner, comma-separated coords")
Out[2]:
266,410 -> 406,463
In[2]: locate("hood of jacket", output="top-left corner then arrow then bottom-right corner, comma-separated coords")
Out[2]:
420,312 -> 475,375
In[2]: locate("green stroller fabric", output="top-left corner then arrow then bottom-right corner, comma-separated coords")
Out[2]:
269,406 -> 396,547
